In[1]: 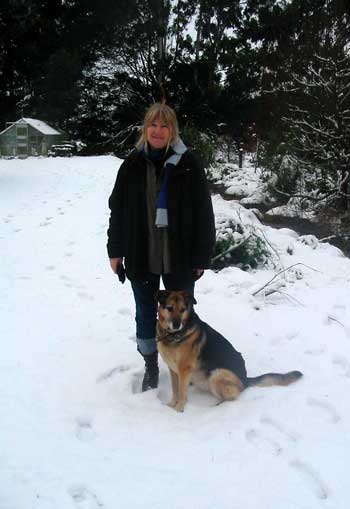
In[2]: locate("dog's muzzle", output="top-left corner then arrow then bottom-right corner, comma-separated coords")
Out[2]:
170,318 -> 183,332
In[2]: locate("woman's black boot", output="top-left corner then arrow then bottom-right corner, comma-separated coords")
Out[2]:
141,350 -> 159,391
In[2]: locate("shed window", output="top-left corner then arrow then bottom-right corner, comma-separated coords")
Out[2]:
17,127 -> 27,136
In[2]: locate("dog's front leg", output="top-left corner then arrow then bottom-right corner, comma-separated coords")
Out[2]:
174,368 -> 192,412
167,368 -> 179,408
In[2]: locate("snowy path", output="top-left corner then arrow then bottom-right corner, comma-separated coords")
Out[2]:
1,156 -> 350,509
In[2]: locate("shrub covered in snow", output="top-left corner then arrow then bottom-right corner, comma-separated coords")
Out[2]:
206,162 -> 238,186
212,217 -> 272,271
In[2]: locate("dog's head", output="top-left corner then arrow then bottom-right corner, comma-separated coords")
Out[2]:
156,290 -> 197,333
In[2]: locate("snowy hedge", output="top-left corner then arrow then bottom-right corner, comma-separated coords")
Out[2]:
212,216 -> 273,271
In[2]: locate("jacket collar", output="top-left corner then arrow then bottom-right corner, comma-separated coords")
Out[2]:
134,140 -> 190,176
140,138 -> 187,158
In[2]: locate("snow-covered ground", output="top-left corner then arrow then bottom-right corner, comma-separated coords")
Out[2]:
207,157 -> 272,206
208,157 -> 315,218
1,156 -> 350,509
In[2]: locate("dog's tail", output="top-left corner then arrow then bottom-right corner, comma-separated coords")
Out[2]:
246,370 -> 303,388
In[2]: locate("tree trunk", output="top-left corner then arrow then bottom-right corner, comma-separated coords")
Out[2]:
155,0 -> 170,98
194,0 -> 203,87
340,168 -> 349,210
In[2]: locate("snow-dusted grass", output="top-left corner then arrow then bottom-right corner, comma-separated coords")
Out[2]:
1,156 -> 350,509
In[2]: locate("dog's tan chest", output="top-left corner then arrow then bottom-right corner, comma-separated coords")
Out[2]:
157,328 -> 204,375
157,343 -> 178,372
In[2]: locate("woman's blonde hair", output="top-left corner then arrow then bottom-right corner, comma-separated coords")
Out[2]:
135,102 -> 180,150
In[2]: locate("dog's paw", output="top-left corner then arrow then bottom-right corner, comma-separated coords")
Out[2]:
167,398 -> 177,408
174,402 -> 185,412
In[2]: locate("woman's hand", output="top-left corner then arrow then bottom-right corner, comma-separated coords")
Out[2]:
109,257 -> 123,273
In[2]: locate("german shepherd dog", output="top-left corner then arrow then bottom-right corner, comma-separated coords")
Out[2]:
156,291 -> 302,412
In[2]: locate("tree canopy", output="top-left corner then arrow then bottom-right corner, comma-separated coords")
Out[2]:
1,0 -> 349,209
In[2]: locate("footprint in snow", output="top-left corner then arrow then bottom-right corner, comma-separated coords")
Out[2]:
60,275 -> 73,287
245,428 -> 282,456
285,330 -> 300,341
332,356 -> 350,377
260,415 -> 299,442
289,460 -> 329,500
67,485 -> 104,508
96,364 -> 131,383
304,347 -> 325,356
307,397 -> 341,423
245,415 -> 299,456
77,291 -> 94,301
75,417 -> 96,443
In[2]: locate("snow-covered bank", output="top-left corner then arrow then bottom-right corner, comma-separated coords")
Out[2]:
1,156 -> 350,509
208,157 -> 350,257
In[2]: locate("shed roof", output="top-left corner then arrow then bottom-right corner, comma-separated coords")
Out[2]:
0,118 -> 61,136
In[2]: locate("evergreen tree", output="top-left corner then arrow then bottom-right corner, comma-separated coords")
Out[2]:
0,0 -> 65,125
0,0 -> 132,129
283,7 -> 350,210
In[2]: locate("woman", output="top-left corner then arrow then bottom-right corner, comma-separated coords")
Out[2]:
107,103 -> 215,391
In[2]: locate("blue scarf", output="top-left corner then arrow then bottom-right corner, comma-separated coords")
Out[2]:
143,139 -> 188,228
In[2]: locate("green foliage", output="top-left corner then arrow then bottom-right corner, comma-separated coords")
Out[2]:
0,0 -> 132,128
2,0 -> 349,180
181,124 -> 217,167
211,219 -> 272,271
257,140 -> 300,198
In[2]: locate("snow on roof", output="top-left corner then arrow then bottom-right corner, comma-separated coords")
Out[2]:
22,118 -> 61,135
0,118 -> 61,136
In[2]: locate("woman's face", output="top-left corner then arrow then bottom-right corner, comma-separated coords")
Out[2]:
146,116 -> 171,150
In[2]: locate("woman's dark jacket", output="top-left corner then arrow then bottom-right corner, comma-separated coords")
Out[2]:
107,149 -> 216,279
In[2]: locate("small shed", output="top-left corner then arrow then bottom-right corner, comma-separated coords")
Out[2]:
0,118 -> 64,158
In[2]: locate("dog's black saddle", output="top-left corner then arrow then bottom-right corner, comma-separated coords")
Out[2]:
198,318 -> 248,385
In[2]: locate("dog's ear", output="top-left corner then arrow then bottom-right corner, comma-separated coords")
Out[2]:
155,290 -> 171,306
182,291 -> 197,306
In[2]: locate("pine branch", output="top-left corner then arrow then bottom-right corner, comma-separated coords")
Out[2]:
211,233 -> 252,262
